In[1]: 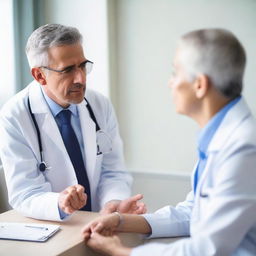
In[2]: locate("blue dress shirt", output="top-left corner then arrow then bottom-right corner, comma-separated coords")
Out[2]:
41,88 -> 86,218
41,89 -> 86,161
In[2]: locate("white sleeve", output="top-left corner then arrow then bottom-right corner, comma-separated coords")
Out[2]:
0,108 -> 63,221
131,146 -> 256,256
143,191 -> 193,238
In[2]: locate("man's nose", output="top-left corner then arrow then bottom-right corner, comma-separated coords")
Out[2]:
74,68 -> 86,84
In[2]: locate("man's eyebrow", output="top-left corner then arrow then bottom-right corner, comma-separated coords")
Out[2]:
60,60 -> 87,71
79,60 -> 87,66
59,64 -> 76,72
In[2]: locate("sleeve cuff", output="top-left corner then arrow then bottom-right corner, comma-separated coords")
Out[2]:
58,206 -> 70,220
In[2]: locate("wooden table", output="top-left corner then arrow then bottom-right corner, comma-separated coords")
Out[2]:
0,210 -> 143,256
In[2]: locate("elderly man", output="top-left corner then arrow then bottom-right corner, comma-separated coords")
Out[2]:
82,28 -> 256,256
0,24 -> 145,221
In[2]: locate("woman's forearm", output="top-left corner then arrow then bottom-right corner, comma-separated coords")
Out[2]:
117,214 -> 152,234
113,246 -> 132,256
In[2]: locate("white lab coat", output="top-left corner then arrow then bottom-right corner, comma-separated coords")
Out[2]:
0,81 -> 132,221
132,98 -> 256,256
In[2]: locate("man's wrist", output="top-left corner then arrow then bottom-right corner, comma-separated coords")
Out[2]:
101,200 -> 122,214
58,206 -> 69,219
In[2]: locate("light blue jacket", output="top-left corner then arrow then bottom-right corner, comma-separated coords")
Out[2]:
132,98 -> 256,256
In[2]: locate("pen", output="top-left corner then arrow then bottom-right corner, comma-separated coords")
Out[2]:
25,225 -> 48,230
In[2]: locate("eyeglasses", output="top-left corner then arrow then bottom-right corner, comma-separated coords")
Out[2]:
41,60 -> 93,75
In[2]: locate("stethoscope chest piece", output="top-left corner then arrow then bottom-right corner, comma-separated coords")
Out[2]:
96,130 -> 112,155
38,162 -> 47,172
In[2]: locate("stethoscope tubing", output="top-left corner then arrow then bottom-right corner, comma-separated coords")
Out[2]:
27,97 -> 101,171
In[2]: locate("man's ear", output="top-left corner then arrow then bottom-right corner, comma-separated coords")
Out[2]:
193,74 -> 210,99
31,68 -> 47,85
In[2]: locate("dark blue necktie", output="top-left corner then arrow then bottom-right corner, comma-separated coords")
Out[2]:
193,150 -> 207,194
58,110 -> 91,211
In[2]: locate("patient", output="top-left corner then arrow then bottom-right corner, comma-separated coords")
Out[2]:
81,28 -> 256,256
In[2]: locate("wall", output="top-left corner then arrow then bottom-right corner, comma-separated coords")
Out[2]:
131,170 -> 190,212
110,0 -> 256,174
0,0 -> 15,107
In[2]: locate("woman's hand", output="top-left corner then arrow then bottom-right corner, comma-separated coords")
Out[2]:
86,232 -> 131,256
81,213 -> 120,239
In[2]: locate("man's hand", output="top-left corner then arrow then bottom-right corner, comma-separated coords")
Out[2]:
58,184 -> 87,214
100,194 -> 147,215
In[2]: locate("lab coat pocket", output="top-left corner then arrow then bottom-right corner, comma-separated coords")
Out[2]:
95,154 -> 103,171
92,154 -> 103,188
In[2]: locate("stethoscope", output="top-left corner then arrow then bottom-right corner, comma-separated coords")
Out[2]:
27,97 -> 112,172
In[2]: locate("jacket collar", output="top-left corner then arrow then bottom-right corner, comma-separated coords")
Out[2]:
28,80 -> 49,114
207,97 -> 251,152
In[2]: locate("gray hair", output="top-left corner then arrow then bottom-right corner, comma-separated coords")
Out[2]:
26,24 -> 83,68
178,28 -> 246,98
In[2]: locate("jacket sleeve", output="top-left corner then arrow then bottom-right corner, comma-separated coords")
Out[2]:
0,104 -> 63,221
131,145 -> 256,256
143,191 -> 194,238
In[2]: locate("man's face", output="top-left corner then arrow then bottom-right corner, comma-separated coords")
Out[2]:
41,43 -> 87,108
168,49 -> 199,117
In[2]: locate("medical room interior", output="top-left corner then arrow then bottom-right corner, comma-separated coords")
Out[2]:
0,0 -> 256,214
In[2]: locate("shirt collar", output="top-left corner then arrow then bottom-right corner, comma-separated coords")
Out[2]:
198,96 -> 241,157
41,87 -> 78,117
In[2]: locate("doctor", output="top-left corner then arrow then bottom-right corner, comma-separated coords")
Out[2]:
0,24 -> 146,221
81,28 -> 256,255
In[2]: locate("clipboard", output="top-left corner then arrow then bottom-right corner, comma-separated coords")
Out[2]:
0,222 -> 60,242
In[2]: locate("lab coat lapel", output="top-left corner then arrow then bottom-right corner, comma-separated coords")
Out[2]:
78,100 -> 96,183
28,81 -> 68,156
195,98 -> 250,197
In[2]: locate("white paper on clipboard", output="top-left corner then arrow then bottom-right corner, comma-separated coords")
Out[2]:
0,222 -> 60,242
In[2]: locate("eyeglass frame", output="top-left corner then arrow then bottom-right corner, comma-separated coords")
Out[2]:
40,60 -> 93,75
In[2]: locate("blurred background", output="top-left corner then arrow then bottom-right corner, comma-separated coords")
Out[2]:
0,0 -> 256,212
